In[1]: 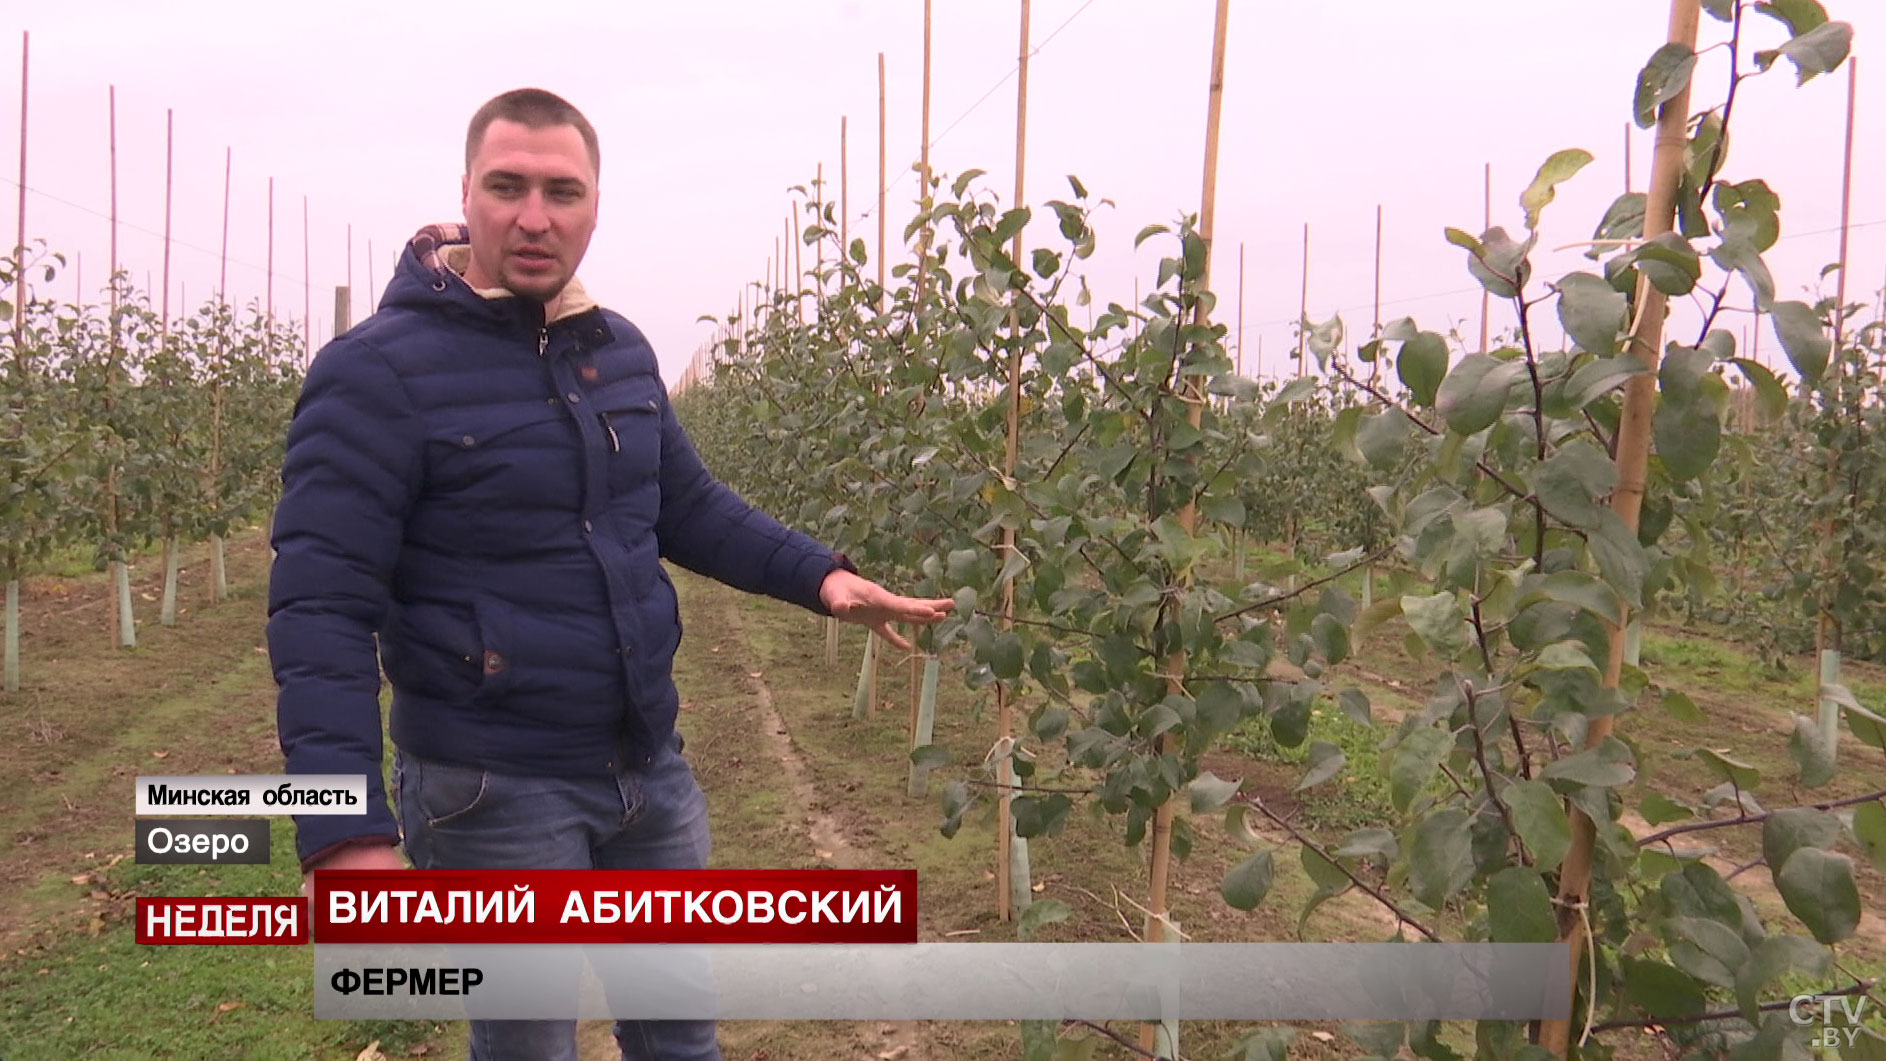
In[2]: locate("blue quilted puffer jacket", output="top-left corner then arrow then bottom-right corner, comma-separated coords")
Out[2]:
268,224 -> 843,866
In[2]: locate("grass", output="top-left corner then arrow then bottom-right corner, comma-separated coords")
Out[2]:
1221,702 -> 1392,832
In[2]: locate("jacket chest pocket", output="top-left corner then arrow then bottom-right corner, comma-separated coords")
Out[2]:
594,389 -> 662,496
423,402 -> 580,509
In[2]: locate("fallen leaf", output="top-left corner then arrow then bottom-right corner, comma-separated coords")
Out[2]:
88,918 -> 106,935
69,873 -> 93,885
1312,1031 -> 1335,1043
355,1041 -> 388,1061
1031,882 -> 1045,892
815,850 -> 834,860
747,672 -> 763,679
151,750 -> 169,759
878,1047 -> 910,1061
406,1045 -> 433,1057
89,890 -> 110,900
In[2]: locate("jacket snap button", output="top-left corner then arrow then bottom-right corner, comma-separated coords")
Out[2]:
460,435 -> 475,448
582,519 -> 593,533
482,651 -> 506,675
567,391 -> 582,403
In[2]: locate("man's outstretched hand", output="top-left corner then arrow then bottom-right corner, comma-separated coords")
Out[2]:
819,568 -> 953,651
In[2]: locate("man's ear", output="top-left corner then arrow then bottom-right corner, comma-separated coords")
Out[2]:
460,172 -> 470,215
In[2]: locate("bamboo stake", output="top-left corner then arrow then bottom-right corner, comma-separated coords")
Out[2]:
877,53 -> 887,305
302,195 -> 312,364
815,161 -> 824,305
1143,3 -> 1229,1056
1817,56 -> 1858,758
265,176 -> 274,325
993,0 -> 1035,925
106,86 -> 136,650
1624,122 -> 1633,194
1372,203 -> 1383,380
11,31 -> 24,356
367,239 -> 375,318
792,209 -> 802,320
1235,242 -> 1245,377
840,117 -> 850,252
912,0 -> 935,309
1479,162 -> 1492,351
1296,222 -> 1309,376
208,145 -> 233,604
162,111 -> 173,335
1542,1 -> 1701,1054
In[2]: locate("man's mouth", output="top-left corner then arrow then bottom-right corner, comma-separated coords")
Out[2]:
513,248 -> 556,265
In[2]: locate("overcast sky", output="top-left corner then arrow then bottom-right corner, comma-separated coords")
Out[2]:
6,1 -> 1880,386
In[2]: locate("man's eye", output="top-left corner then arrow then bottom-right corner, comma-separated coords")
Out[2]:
490,183 -> 521,196
551,189 -> 581,202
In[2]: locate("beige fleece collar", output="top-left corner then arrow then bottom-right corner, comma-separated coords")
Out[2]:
438,242 -> 598,324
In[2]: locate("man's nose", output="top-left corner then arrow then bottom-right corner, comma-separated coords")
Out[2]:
516,191 -> 551,233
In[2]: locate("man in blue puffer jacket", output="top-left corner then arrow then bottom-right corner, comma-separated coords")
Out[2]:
267,87 -> 951,1061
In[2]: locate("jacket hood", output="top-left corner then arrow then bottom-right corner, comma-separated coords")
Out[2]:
382,222 -> 599,327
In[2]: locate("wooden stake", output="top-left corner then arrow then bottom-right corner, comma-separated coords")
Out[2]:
161,111 -> 173,334
1296,222 -> 1309,376
993,0 -> 1034,925
1372,203 -> 1383,380
815,162 -> 824,303
11,31 -> 25,356
109,87 -> 118,313
1624,122 -> 1633,194
1817,56 -> 1859,758
367,239 -> 375,318
1236,241 -> 1245,377
913,0 -> 935,308
265,176 -> 273,325
218,147 -> 231,300
877,53 -> 887,304
303,195 -> 311,363
1144,3 -> 1229,1056
1479,162 -> 1492,352
840,116 -> 850,252
1542,2 -> 1701,1054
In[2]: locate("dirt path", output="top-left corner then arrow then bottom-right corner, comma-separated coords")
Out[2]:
578,598 -> 926,1061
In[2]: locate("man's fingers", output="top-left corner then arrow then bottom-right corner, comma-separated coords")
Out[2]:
875,623 -> 912,652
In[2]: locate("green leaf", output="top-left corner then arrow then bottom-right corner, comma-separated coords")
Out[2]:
1621,958 -> 1708,1020
1460,227 -> 1534,299
1486,867 -> 1557,942
1629,232 -> 1704,296
1200,493 -> 1246,527
1701,0 -> 1734,19
1559,355 -> 1646,412
1333,827 -> 1398,861
1391,727 -> 1452,814
1634,42 -> 1698,129
1398,332 -> 1449,406
1588,509 -> 1649,608
1188,771 -> 1242,813
1754,0 -> 1828,34
1757,21 -> 1853,84
1506,779 -> 1572,872
1521,149 -> 1594,230
908,744 -> 954,771
1665,916 -> 1749,987
1310,613 -> 1351,666
1017,898 -> 1073,940
987,632 -> 1025,680
1540,736 -> 1635,788
1436,354 -> 1526,436
1220,849 -> 1275,911
1662,689 -> 1705,723
1296,740 -> 1347,792
1775,848 -> 1861,943
1400,592 -> 1468,660
1556,273 -> 1627,356
1587,192 -> 1647,260
1692,747 -> 1762,791
1850,802 -> 1886,873
1338,688 -> 1372,726
1838,698 -> 1886,751
1734,934 -> 1831,1025
1134,224 -> 1169,248
1356,407 -> 1415,471
1787,715 -> 1837,789
1769,300 -> 1829,383
1763,808 -> 1841,882
1536,570 -> 1624,628
1408,808 -> 1476,909
1727,358 -> 1787,420
1652,348 -> 1724,482
1224,1028 -> 1297,1061
1641,791 -> 1696,827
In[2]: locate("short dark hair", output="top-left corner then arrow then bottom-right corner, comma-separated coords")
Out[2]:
465,88 -> 600,175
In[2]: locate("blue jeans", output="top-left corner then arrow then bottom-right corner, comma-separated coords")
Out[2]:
394,734 -> 721,1061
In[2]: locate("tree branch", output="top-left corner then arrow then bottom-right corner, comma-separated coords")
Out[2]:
1240,795 -> 1442,942
1635,788 -> 1886,848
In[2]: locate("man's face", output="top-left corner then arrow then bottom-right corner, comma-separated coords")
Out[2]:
460,118 -> 598,303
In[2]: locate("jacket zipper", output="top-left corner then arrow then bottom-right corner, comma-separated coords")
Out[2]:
598,412 -> 620,452
537,327 -> 549,358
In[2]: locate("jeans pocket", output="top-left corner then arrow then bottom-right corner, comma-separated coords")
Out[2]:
411,757 -> 491,828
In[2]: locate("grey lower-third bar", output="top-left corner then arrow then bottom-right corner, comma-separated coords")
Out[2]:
314,943 -> 1570,1021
